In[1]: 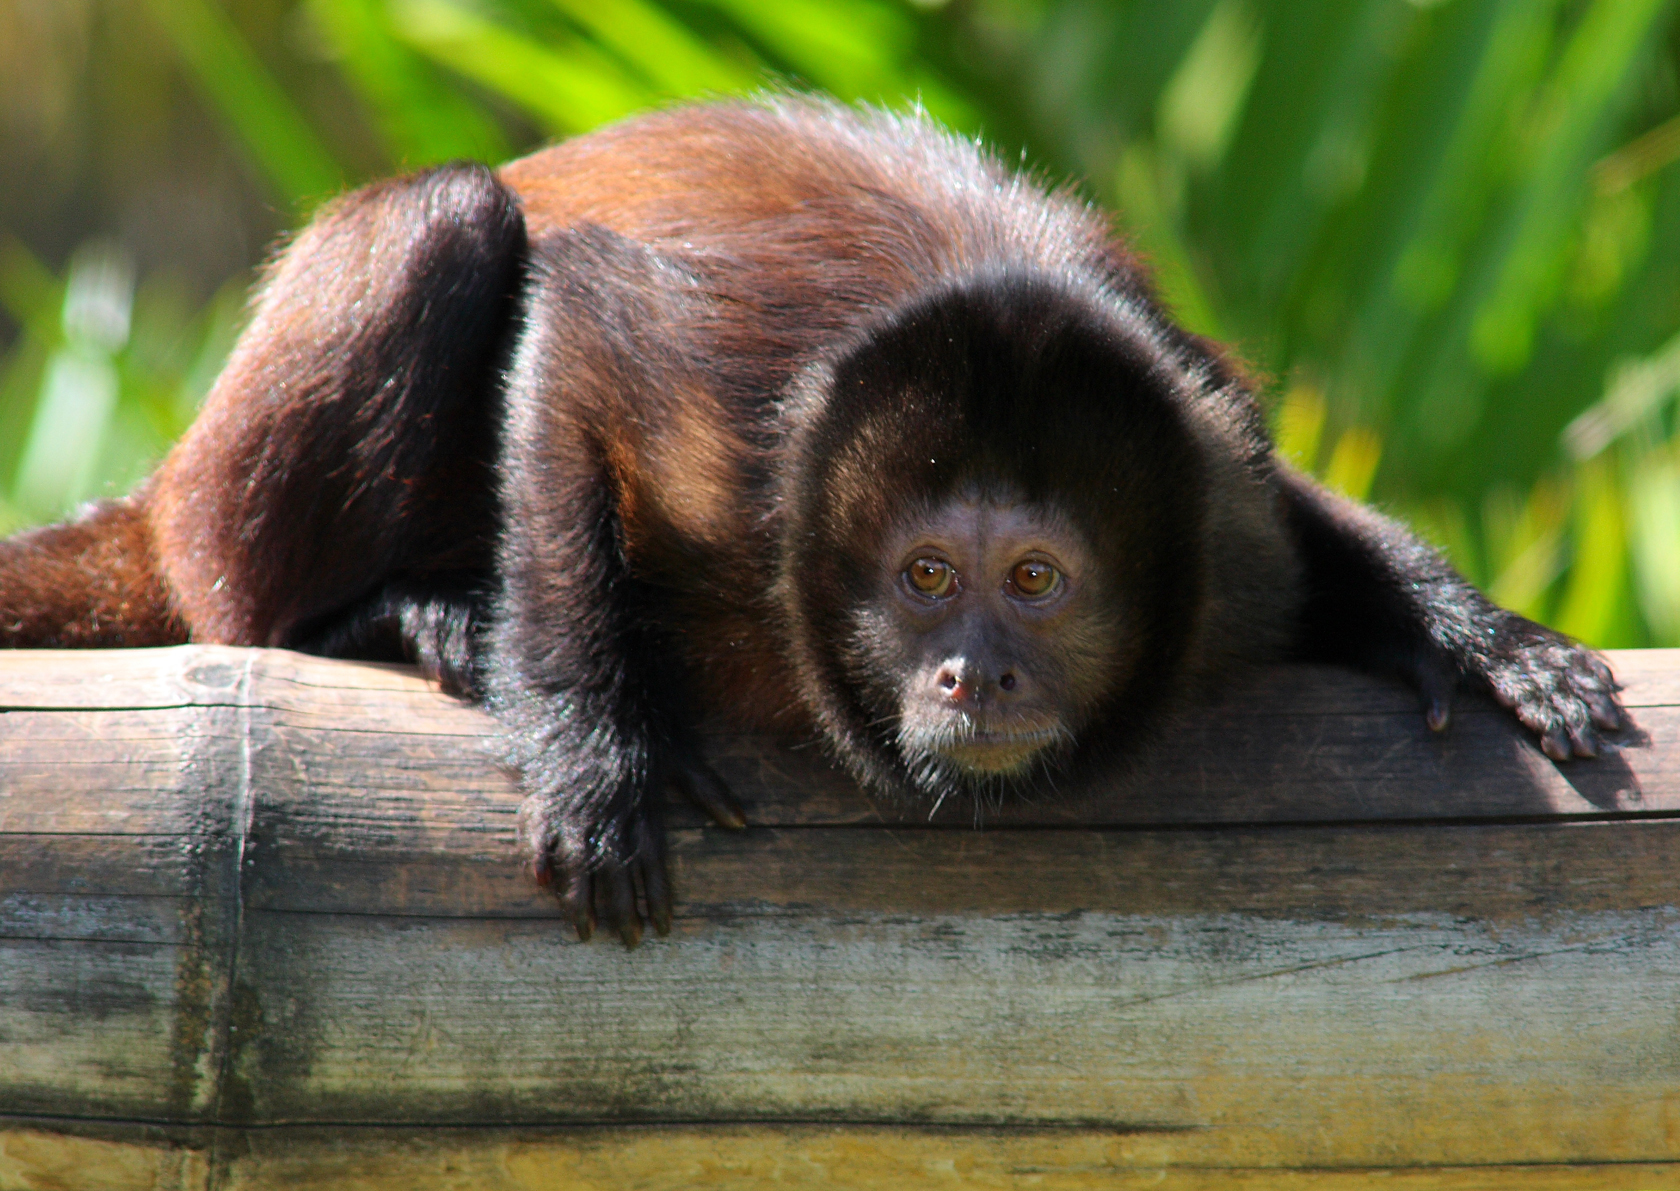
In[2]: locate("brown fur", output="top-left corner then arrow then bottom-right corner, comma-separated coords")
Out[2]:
0,97 -> 1622,949
0,493 -> 183,647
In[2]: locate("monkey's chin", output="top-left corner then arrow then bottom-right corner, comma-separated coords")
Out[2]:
938,734 -> 1053,775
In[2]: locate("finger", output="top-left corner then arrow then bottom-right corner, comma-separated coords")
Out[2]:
1541,724 -> 1571,762
1586,690 -> 1623,731
641,856 -> 673,937
1417,657 -> 1457,733
673,759 -> 747,830
634,815 -> 673,936
1583,653 -> 1617,691
1566,719 -> 1598,759
530,846 -> 556,889
605,864 -> 641,949
562,865 -> 595,942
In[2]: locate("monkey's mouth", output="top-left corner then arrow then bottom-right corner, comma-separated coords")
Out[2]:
898,716 -> 1069,775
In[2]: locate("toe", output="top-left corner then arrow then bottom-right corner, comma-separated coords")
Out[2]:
562,866 -> 595,942
604,864 -> 641,948
1586,689 -> 1623,731
642,858 -> 673,936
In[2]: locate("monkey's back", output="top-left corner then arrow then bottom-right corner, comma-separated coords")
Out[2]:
500,99 -> 1136,403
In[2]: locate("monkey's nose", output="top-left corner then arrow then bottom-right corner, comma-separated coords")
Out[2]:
935,663 -> 1021,705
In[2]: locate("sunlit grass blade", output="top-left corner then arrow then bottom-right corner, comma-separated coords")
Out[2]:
1334,0 -> 1556,427
1273,383 -> 1327,472
694,0 -> 911,100
1484,476 -> 1569,619
1629,451 -> 1680,644
10,242 -> 134,520
1470,0 -> 1672,376
1157,0 -> 1262,173
543,0 -> 755,95
1563,326 -> 1680,459
1114,144 -> 1227,339
304,0 -> 512,165
1211,0 -> 1395,306
1553,455 -> 1628,646
0,335 -> 50,503
1322,425 -> 1382,502
1595,112 -> 1680,194
139,0 -> 344,208
390,0 -> 653,134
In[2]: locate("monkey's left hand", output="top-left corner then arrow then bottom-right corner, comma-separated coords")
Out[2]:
1417,616 -> 1623,761
1280,468 -> 1626,760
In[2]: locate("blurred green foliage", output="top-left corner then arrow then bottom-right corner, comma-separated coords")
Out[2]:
2,0 -> 1680,646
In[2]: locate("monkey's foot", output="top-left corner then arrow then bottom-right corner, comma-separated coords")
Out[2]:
1451,623 -> 1623,761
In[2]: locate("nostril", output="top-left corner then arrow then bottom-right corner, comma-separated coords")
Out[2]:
999,672 -> 1017,692
938,669 -> 959,691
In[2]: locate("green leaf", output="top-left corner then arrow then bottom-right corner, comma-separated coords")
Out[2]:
1156,0 -> 1262,171
1114,143 -> 1227,339
1554,455 -> 1628,646
389,0 -> 653,134
1470,0 -> 1672,376
0,236 -> 64,340
1629,451 -> 1680,643
542,0 -> 756,95
304,0 -> 512,165
694,0 -> 912,99
140,0 -> 344,208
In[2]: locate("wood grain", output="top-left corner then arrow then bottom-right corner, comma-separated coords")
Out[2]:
1,645 -> 1677,1189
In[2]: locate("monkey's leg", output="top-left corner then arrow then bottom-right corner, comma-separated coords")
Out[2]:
489,227 -> 741,947
147,163 -> 525,663
1279,467 -> 1622,759
293,572 -> 489,698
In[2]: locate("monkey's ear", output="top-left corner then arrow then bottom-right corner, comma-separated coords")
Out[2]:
149,163 -> 526,647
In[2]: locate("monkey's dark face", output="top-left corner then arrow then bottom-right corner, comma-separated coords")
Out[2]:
852,490 -> 1122,785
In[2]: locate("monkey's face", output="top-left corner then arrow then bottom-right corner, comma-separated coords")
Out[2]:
856,491 -> 1122,783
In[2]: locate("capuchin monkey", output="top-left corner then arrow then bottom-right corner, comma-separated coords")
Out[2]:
0,97 -> 1622,945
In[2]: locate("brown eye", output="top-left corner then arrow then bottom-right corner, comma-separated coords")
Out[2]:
1010,560 -> 1060,598
907,557 -> 955,597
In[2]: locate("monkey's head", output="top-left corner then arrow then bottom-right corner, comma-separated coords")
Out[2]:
780,270 -> 1218,806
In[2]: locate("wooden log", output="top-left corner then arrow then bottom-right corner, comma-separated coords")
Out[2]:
1,645 -> 1678,1189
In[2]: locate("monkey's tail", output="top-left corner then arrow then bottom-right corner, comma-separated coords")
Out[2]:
0,495 -> 187,648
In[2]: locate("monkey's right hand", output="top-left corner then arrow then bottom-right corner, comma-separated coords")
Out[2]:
519,755 -> 746,947
521,791 -> 669,948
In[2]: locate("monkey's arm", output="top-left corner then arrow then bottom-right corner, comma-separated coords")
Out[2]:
489,228 -> 741,947
1277,467 -> 1622,759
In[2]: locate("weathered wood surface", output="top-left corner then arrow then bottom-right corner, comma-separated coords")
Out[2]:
2,644 -> 1679,1190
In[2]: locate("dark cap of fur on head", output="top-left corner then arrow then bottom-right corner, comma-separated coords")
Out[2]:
775,268 -> 1210,804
